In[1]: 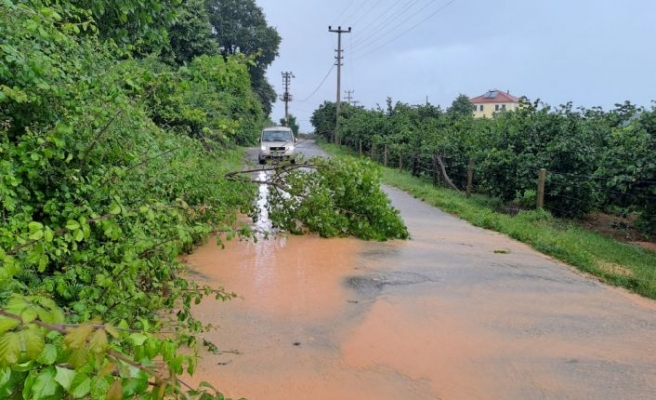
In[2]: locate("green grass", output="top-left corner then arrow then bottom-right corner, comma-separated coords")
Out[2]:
319,143 -> 656,300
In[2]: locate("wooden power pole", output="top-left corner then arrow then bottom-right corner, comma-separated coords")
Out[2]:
329,26 -> 351,144
280,71 -> 294,126
345,90 -> 354,105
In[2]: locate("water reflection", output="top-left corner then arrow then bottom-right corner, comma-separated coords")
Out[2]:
252,170 -> 288,298
254,171 -> 272,233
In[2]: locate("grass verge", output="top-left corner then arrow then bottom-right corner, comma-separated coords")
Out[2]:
319,142 -> 656,300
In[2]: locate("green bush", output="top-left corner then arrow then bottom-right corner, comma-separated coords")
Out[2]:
266,158 -> 409,240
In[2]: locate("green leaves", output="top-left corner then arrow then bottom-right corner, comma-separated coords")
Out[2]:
265,158 -> 408,240
0,319 -> 19,335
28,222 -> 44,241
53,369 -> 92,399
31,367 -> 59,400
36,344 -> 57,365
0,332 -> 20,366
54,367 -> 76,391
69,373 -> 92,398
21,326 -> 45,359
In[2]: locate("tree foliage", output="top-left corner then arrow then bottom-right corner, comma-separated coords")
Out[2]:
131,54 -> 267,146
205,0 -> 281,115
313,96 -> 656,233
310,101 -> 338,142
279,114 -> 300,135
447,94 -> 476,118
163,0 -> 219,65
45,0 -> 181,53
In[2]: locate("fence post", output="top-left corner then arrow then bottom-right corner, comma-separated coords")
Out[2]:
537,168 -> 547,209
383,145 -> 388,167
371,144 -> 376,161
411,153 -> 419,177
431,153 -> 439,186
359,140 -> 362,156
466,159 -> 475,198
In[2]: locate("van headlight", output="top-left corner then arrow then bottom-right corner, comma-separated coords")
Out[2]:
288,145 -> 294,151
260,145 -> 266,151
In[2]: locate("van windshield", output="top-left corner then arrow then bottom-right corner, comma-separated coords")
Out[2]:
262,130 -> 293,142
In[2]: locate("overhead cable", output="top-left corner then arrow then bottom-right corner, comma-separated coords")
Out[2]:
351,0 -> 424,49
353,0 -> 459,60
298,65 -> 335,103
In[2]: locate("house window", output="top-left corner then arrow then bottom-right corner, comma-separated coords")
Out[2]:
479,105 -> 484,112
501,104 -> 506,110
495,104 -> 500,111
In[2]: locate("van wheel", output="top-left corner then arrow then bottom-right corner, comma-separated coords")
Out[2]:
259,158 -> 265,165
290,159 -> 296,165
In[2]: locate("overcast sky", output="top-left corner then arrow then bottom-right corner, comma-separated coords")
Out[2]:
256,0 -> 656,132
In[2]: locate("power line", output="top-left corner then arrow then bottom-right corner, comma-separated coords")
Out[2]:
350,0 -> 386,27
351,0 -> 424,49
348,32 -> 355,93
351,0 -> 432,52
298,64 -> 335,103
342,0 -> 374,27
332,0 -> 355,26
353,0 -> 459,60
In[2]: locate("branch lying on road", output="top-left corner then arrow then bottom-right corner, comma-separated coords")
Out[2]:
223,162 -> 315,180
228,162 -> 365,220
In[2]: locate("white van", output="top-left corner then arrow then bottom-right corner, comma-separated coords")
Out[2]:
258,126 -> 296,164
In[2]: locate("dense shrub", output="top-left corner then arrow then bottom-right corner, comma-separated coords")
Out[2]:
0,2 -> 257,398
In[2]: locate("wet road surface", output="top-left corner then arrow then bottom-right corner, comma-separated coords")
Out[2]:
184,140 -> 656,399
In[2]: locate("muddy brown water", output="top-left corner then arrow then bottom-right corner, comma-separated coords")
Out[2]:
184,142 -> 656,399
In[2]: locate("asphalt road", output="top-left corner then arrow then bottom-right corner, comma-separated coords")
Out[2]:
186,139 -> 656,399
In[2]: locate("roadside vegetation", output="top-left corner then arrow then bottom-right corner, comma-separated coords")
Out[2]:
319,139 -> 656,301
312,96 -> 656,235
0,1 -> 406,399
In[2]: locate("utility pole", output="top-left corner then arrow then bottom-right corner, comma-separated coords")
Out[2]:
329,25 -> 351,144
280,71 -> 294,126
344,90 -> 354,105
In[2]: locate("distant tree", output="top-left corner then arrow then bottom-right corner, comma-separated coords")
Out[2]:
205,0 -> 281,115
164,0 -> 218,65
311,101 -> 337,141
447,94 -> 476,118
280,114 -> 300,135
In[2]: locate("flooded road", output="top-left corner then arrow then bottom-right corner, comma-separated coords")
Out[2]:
184,140 -> 656,399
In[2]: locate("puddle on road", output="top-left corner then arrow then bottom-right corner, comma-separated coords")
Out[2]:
183,181 -> 656,400
185,233 -> 362,321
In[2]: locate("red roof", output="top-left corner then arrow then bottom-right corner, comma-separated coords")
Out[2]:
470,89 -> 520,104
